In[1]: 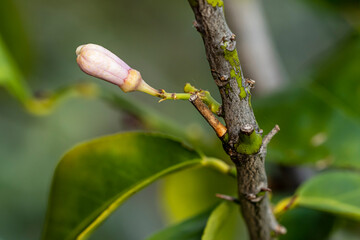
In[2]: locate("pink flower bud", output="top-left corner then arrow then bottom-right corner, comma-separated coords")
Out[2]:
76,44 -> 155,93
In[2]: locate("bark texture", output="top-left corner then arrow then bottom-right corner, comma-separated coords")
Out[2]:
187,1 -> 284,239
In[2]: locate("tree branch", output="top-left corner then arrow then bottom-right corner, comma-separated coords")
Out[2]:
187,0 -> 284,239
261,124 -> 280,153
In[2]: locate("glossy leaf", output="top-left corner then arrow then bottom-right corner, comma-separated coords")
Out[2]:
329,218 -> 360,240
147,209 -> 212,240
24,82 -> 99,115
0,0 -> 32,73
0,35 -> 31,102
148,201 -> 248,240
0,32 -> 98,115
202,201 -> 247,240
42,132 -> 205,240
279,208 -> 335,240
0,0 -> 32,103
296,171 -> 360,220
255,34 -> 360,169
160,167 -> 236,223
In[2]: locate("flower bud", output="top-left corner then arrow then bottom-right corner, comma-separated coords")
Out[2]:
76,44 -> 157,94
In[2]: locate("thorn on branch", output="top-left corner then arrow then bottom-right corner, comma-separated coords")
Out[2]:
216,193 -> 240,204
261,187 -> 272,193
261,124 -> 280,152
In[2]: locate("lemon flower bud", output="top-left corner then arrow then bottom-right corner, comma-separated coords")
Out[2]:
76,44 -> 157,94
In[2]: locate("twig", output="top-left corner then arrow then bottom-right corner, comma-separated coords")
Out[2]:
262,124 -> 280,147
202,157 -> 236,178
216,193 -> 240,204
189,94 -> 227,138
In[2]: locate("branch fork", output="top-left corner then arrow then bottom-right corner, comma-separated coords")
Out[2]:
189,93 -> 227,138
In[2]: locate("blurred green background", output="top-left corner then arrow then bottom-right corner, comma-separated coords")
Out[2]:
0,0 -> 359,239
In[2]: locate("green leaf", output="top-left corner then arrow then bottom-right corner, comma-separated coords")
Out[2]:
278,208 -> 335,240
148,202 -> 248,240
160,167 -> 236,223
24,82 -> 99,115
296,171 -> 360,220
147,208 -> 212,240
329,218 -> 360,240
0,35 -> 31,102
255,34 -> 360,169
202,201 -> 247,240
42,132 -> 205,240
0,0 -> 33,103
0,0 -> 33,74
0,31 -> 98,115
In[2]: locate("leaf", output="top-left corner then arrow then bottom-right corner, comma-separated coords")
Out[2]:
160,167 -> 236,223
296,171 -> 360,220
24,82 -> 99,115
148,202 -> 248,240
0,0 -> 33,103
0,0 -> 32,73
42,132 -> 205,240
278,207 -> 335,240
202,201 -> 248,240
0,35 -> 31,102
0,32 -> 98,115
329,218 -> 360,240
147,208 -> 212,240
255,33 -> 360,169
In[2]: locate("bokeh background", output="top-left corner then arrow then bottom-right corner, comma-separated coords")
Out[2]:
0,0 -> 359,239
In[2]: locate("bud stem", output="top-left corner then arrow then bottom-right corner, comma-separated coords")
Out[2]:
137,82 -> 192,101
137,81 -> 221,115
157,91 -> 192,101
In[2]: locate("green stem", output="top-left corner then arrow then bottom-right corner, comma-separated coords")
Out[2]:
184,83 -> 221,114
200,91 -> 221,114
156,91 -> 192,101
142,82 -> 221,114
136,80 -> 192,101
202,157 -> 236,178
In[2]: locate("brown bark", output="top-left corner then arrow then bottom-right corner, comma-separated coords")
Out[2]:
187,1 -> 285,239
